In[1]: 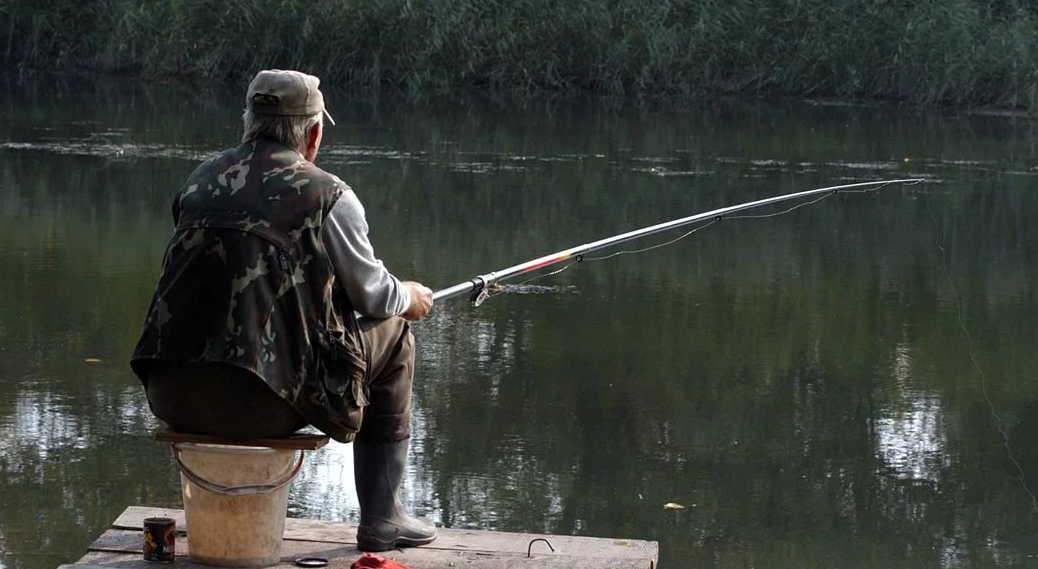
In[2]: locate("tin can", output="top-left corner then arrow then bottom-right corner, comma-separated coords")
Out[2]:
143,517 -> 176,563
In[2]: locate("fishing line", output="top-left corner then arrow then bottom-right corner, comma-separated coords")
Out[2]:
434,179 -> 923,305
727,186 -> 837,219
488,219 -> 722,299
508,183 -> 890,282
584,218 -> 719,262
482,183 -> 897,299
925,189 -> 1038,515
583,187 -> 839,264
483,260 -> 583,300
727,181 -> 894,221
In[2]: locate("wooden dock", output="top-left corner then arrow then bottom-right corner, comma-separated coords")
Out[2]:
65,506 -> 659,569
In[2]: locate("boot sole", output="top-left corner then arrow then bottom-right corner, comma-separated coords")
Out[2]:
357,534 -> 437,552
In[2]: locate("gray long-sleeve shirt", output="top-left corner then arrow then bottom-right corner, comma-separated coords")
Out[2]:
321,188 -> 410,319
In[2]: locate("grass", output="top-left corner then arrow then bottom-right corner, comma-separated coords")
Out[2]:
2,0 -> 1037,107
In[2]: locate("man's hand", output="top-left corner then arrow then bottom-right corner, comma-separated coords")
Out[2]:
401,281 -> 434,321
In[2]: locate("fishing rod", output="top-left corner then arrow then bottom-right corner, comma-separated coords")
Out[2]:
434,178 -> 923,305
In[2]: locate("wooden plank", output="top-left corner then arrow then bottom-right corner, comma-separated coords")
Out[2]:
81,532 -> 653,569
400,527 -> 657,562
154,428 -> 330,450
112,507 -> 186,531
111,507 -> 658,562
112,507 -> 361,541
89,529 -> 188,554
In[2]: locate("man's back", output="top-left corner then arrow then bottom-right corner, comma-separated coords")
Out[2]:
132,139 -> 366,442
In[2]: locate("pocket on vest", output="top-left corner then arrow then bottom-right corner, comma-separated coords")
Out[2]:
296,328 -> 369,440
322,329 -> 369,410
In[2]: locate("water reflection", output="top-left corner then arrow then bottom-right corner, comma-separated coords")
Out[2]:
875,338 -> 949,483
6,391 -> 86,463
288,412 -> 436,524
875,389 -> 949,482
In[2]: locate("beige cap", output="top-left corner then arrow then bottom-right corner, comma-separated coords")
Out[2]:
246,69 -> 335,125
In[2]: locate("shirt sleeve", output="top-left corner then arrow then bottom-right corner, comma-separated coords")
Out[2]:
321,190 -> 411,319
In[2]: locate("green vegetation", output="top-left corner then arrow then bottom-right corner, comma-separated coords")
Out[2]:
6,0 -> 1038,107
3,0 -> 1038,106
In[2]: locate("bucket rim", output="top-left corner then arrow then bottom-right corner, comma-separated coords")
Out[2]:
173,442 -> 287,455
172,443 -> 305,496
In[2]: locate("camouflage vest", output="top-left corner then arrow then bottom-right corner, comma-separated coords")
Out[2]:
131,140 -> 368,443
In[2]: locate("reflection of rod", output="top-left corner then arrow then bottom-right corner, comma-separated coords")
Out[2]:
433,179 -> 923,304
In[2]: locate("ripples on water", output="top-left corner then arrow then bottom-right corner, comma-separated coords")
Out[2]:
1,138 -> 984,186
0,141 -> 214,162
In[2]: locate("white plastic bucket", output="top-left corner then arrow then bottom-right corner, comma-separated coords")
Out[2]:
173,442 -> 303,567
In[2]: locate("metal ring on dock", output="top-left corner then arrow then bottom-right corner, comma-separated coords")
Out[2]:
527,537 -> 555,557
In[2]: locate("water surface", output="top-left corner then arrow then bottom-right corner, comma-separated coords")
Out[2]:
2,77 -> 1038,568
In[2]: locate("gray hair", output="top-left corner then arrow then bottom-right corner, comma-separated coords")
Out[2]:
241,110 -> 322,150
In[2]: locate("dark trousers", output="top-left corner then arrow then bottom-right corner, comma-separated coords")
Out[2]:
145,317 -> 416,443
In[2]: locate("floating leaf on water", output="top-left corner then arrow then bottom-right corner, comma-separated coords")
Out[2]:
663,502 -> 685,510
84,358 -> 102,363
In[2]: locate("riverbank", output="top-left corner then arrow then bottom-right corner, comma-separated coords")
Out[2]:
3,0 -> 1037,108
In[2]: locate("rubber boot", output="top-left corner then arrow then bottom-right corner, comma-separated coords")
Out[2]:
353,439 -> 437,552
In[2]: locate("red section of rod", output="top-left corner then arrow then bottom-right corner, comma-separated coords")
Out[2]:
523,253 -> 571,273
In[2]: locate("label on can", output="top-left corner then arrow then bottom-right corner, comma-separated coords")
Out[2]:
143,517 -> 177,563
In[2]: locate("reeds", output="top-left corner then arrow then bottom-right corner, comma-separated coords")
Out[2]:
2,0 -> 1037,107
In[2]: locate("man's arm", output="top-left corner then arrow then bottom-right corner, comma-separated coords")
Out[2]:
322,190 -> 432,320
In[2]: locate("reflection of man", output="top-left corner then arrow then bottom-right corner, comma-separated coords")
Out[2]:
130,69 -> 436,551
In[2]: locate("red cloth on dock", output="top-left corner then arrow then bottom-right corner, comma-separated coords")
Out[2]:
351,552 -> 415,569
